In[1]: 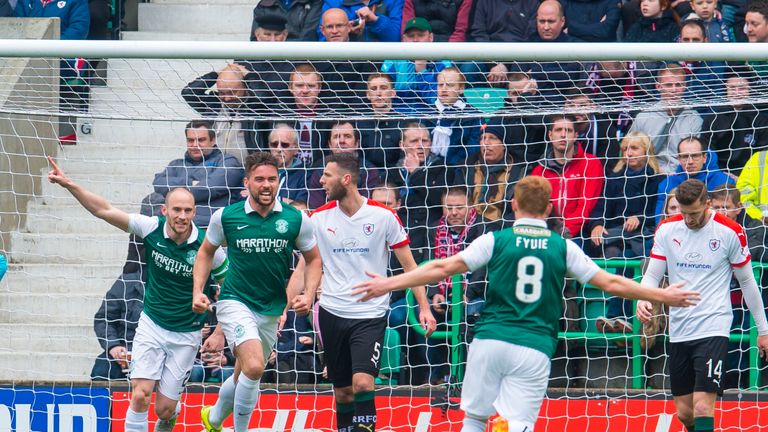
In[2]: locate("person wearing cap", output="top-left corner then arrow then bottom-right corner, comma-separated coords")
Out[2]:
381,17 -> 452,115
253,13 -> 290,41
238,14 -> 294,110
454,120 -> 526,222
401,0 -> 473,42
250,0 -> 322,41
319,0 -> 403,42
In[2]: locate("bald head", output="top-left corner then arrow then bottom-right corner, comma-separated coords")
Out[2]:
216,65 -> 247,107
165,187 -> 195,205
321,8 -> 351,42
537,0 -> 565,40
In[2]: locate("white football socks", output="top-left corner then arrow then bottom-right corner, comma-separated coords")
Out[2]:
125,408 -> 149,432
232,373 -> 260,432
209,374 -> 236,427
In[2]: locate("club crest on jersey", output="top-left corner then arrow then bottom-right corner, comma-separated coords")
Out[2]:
57,1 -> 66,7
709,238 -> 721,251
363,223 -> 375,236
185,250 -> 197,265
275,219 -> 288,234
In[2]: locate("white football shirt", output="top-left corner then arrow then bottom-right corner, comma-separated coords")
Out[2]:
312,199 -> 409,319
650,212 -> 751,342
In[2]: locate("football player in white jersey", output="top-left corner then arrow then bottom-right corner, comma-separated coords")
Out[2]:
638,179 -> 768,432
311,152 -> 436,432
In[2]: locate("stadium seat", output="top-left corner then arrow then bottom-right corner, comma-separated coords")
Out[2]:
464,87 -> 507,113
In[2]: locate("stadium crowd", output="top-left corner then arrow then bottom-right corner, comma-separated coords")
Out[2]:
49,0 -> 768,389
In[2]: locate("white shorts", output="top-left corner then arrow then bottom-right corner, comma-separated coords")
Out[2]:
130,313 -> 201,400
216,300 -> 279,361
460,338 -> 551,431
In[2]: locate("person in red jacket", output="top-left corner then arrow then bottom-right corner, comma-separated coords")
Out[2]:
531,115 -> 605,241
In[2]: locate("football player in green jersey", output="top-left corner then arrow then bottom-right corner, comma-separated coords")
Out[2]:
48,156 -> 227,432
354,176 -> 700,432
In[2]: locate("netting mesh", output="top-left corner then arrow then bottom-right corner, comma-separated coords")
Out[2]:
2,53 -> 768,430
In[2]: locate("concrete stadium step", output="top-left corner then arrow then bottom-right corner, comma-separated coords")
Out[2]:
88,86 -> 195,119
0,351 -> 96,381
105,58 -> 226,91
0,324 -> 97,353
0,292 -> 104,324
3,263 -> 123,295
72,117 -> 187,152
121,31 -> 246,41
8,232 -> 129,264
40,176 -> 154,207
25,203 -> 142,234
138,4 -> 254,34
57,139 -> 181,161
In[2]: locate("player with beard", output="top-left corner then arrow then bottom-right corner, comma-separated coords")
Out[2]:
47,157 -> 229,432
310,152 -> 436,432
193,152 -> 322,432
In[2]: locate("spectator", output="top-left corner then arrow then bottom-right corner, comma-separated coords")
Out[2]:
274,63 -> 329,166
381,18 -> 452,115
0,0 -> 12,17
677,20 -> 727,103
664,187 -> 682,217
564,89 -> 621,172
654,136 -> 734,223
683,0 -> 735,42
590,131 -> 664,259
532,115 -> 604,240
307,121 -> 382,208
466,0 -> 538,82
372,184 -> 430,385
387,121 -> 449,249
455,121 -> 526,222
320,0 -> 403,41
562,0 -> 621,42
91,272 -> 143,381
745,0 -> 768,81
711,184 -> 768,262
263,310 -> 320,384
16,0 -> 89,40
250,0 -> 322,41
268,123 -> 310,207
239,15 -> 294,108
468,0 -> 537,42
737,148 -> 768,221
317,8 -> 378,112
628,64 -> 703,174
492,1 -> 587,102
425,66 -> 481,166
358,73 -> 403,168
152,120 -> 245,227
401,0 -> 473,41
0,252 -> 5,282
497,72 -> 547,166
624,0 -> 680,42
585,61 -> 657,137
181,64 -> 261,162
590,132 -> 663,334
190,310 -> 235,383
703,70 -> 768,174
424,186 -> 501,384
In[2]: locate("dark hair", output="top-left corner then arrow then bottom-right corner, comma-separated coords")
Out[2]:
546,114 -> 576,131
327,152 -> 360,182
658,63 -> 686,80
710,183 -> 741,205
244,151 -> 279,175
185,120 -> 216,140
443,185 -> 469,201
677,136 -> 704,153
680,19 -> 708,39
330,120 -> 360,144
564,87 -> 592,101
676,179 -> 708,206
748,0 -> 768,21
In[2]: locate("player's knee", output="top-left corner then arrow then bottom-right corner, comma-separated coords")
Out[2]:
676,406 -> 694,427
129,388 -> 152,411
240,359 -> 265,380
692,400 -> 714,418
352,380 -> 374,394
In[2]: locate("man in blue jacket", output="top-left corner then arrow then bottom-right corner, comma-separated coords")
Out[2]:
152,120 -> 245,227
16,0 -> 89,40
655,136 -> 734,223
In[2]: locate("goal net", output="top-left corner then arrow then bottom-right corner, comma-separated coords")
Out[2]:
1,40 -> 768,431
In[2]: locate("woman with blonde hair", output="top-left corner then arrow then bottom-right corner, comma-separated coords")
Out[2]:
590,131 -> 666,333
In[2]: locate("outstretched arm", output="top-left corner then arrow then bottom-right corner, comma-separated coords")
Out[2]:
353,254 -> 469,300
47,156 -> 129,232
591,269 -> 698,306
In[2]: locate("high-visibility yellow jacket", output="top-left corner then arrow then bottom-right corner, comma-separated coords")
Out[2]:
737,150 -> 768,220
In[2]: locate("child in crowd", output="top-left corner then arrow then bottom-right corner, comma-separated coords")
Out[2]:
684,0 -> 735,42
625,0 -> 681,42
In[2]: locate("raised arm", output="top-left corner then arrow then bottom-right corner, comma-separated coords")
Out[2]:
47,156 -> 129,232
